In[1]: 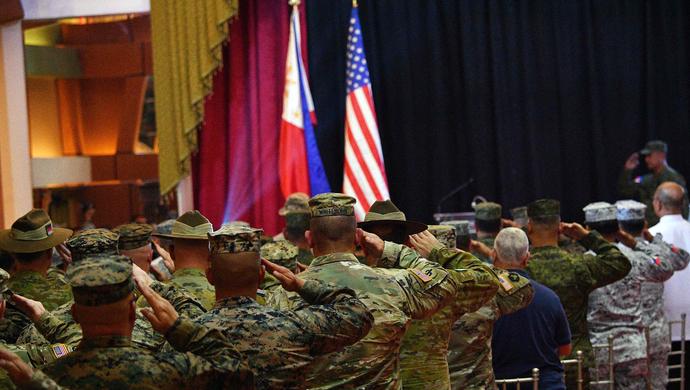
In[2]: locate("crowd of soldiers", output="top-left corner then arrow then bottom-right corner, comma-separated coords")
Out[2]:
0,141 -> 687,389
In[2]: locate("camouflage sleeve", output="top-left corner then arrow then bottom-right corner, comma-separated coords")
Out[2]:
34,312 -> 82,346
617,169 -> 639,199
290,279 -> 373,355
492,269 -> 534,316
578,231 -> 632,289
149,281 -> 206,319
19,369 -> 66,390
379,241 -> 427,268
0,305 -> 32,344
653,235 -> 690,271
163,317 -> 254,387
429,248 -> 501,315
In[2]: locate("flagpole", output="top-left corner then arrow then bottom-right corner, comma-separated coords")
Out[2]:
289,0 -> 300,7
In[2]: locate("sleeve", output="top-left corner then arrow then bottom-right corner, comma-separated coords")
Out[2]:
34,313 -> 82,346
578,231 -> 632,290
163,317 -> 254,386
149,281 -> 207,319
0,305 -> 31,344
494,269 -> 535,317
553,299 -> 572,346
617,169 -> 639,199
21,369 -> 67,390
634,249 -> 675,283
288,280 -> 374,355
654,235 -> 690,272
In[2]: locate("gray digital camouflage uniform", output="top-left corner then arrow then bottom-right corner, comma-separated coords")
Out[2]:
588,243 -> 673,389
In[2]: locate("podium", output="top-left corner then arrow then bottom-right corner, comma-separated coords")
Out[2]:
433,211 -> 476,235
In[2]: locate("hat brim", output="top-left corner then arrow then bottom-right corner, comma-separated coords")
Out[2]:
639,148 -> 651,155
358,220 -> 428,236
0,228 -> 72,253
151,232 -> 208,240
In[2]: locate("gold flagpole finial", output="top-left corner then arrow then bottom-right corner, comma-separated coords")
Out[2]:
289,0 -> 300,6
353,0 -> 358,8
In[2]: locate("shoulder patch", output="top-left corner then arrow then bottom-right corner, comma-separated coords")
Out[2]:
409,268 -> 432,283
508,273 -> 520,282
497,274 -> 514,292
51,344 -> 72,359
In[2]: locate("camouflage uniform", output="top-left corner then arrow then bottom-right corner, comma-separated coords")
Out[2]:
446,266 -> 534,389
472,202 -> 501,263
296,248 -> 314,266
20,255 -> 253,390
617,150 -> 687,225
198,224 -> 373,389
588,243 -> 673,389
170,268 -> 215,311
634,234 -> 690,389
8,271 -> 72,312
473,237 -> 495,263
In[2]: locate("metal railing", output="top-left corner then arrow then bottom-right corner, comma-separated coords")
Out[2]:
495,368 -> 540,390
590,335 -> 614,389
561,350 -> 584,390
668,313 -> 687,389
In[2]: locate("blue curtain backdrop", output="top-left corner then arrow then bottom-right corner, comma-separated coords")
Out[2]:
306,0 -> 690,223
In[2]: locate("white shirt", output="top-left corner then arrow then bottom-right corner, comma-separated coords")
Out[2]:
650,214 -> 690,340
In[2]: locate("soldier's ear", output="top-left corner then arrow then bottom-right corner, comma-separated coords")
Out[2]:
205,264 -> 215,286
305,230 -> 313,248
258,265 -> 265,285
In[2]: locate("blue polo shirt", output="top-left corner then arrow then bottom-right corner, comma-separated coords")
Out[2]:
492,269 -> 571,389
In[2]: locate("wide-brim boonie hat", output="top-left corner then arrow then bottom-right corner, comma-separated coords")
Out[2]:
358,199 -> 427,235
153,210 -> 213,240
0,209 -> 72,253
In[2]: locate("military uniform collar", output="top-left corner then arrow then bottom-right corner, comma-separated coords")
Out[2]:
173,268 -> 206,277
530,245 -> 560,253
309,252 -> 359,267
79,335 -> 131,349
214,295 -> 259,309
10,269 -> 45,281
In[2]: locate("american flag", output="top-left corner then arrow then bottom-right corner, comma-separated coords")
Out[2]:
342,6 -> 389,220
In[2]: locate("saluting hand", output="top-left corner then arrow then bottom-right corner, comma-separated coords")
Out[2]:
469,239 -> 493,259
262,259 -> 305,292
616,229 -> 637,249
559,222 -> 589,241
409,230 -> 444,258
137,279 -> 179,335
10,294 -> 45,323
357,228 -> 385,264
0,348 -> 34,386
624,152 -> 639,170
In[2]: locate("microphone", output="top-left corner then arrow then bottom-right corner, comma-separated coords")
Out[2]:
436,177 -> 475,214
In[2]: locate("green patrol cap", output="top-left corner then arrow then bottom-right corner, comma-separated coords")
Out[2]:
441,220 -> 471,237
640,140 -> 667,155
112,223 -> 153,250
208,225 -> 263,255
67,255 -> 134,306
428,225 -> 457,249
527,199 -> 561,218
261,241 -> 299,269
309,193 -> 356,218
66,228 -> 119,262
474,202 -> 502,221
279,193 -> 311,216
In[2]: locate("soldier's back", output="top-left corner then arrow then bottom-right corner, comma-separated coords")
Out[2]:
170,268 -> 216,310
9,270 -> 72,311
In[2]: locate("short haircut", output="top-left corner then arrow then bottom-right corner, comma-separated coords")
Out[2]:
310,216 -> 356,245
476,219 -> 501,234
13,249 -> 51,264
655,184 -> 684,213
494,227 -> 529,265
586,220 -> 619,235
456,234 -> 471,251
529,215 -> 560,229
619,220 -> 645,236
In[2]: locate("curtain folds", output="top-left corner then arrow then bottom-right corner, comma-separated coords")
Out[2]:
151,0 -> 238,194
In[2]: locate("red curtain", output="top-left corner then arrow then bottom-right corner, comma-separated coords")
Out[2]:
193,0 -> 309,235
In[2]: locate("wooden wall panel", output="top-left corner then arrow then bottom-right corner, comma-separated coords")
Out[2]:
90,156 -> 116,181
116,154 -> 158,181
117,76 -> 147,153
81,184 -> 132,228
77,43 -> 146,78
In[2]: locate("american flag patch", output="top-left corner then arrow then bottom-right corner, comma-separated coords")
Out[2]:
498,275 -> 514,291
52,344 -> 70,359
410,269 -> 432,283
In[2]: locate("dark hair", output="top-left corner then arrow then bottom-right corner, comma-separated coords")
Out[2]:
0,250 -> 13,272
476,219 -> 501,234
13,249 -> 51,264
285,213 -> 310,240
457,234 -> 471,251
619,220 -> 645,236
587,220 -> 619,235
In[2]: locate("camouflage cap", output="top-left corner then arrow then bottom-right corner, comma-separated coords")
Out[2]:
440,220 -> 471,237
510,206 -> 528,221
208,225 -> 263,255
309,193 -> 356,218
221,221 -> 250,229
65,228 -> 119,262
527,199 -> 561,219
428,225 -> 457,249
66,255 -> 134,306
279,192 -> 310,216
154,219 -> 176,235
112,223 -> 153,250
285,213 -> 311,230
260,241 -> 299,269
640,140 -> 667,155
473,202 -> 502,221
583,202 -> 617,223
615,199 -> 647,222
